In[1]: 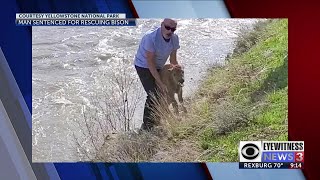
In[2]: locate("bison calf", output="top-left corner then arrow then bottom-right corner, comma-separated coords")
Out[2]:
159,64 -> 187,115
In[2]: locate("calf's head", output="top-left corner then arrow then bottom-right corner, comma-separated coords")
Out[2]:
168,65 -> 185,87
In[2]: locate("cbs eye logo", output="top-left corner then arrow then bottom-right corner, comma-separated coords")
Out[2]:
239,141 -> 262,162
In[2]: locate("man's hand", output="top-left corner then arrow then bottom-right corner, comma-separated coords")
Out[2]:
169,63 -> 182,70
158,82 -> 168,94
146,50 -> 165,91
169,50 -> 178,65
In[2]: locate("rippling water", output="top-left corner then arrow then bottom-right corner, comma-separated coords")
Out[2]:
32,19 -> 258,162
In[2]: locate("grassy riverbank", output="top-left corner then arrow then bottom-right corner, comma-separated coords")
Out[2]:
175,19 -> 288,161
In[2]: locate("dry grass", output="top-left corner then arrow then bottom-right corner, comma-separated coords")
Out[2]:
210,100 -> 252,135
94,130 -> 162,162
92,90 -> 206,162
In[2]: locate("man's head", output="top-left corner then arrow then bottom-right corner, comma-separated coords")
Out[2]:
168,64 -> 184,87
161,18 -> 177,40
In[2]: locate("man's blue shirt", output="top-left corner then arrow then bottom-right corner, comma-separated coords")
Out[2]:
134,27 -> 180,69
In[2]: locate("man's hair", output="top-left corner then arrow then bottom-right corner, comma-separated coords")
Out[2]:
162,18 -> 177,25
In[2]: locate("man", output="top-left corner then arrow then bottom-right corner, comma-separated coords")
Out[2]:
134,18 -> 181,131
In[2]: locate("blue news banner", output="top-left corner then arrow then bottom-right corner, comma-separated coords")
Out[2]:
15,19 -> 136,26
15,13 -> 136,26
239,151 -> 304,169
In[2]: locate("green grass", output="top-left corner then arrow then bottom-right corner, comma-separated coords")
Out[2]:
184,19 -> 288,162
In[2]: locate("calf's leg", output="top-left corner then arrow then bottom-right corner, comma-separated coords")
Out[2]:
170,94 -> 179,115
178,88 -> 187,113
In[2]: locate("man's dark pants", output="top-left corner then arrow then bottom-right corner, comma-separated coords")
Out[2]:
135,65 -> 161,131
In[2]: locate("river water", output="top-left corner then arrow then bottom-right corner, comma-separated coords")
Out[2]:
32,19 -> 258,162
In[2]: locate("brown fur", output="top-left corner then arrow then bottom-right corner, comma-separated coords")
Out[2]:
159,64 -> 187,115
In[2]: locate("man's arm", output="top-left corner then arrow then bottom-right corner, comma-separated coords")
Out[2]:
169,50 -> 178,65
146,51 -> 166,91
